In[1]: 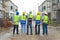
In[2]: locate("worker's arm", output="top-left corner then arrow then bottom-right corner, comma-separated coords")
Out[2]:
48,17 -> 49,24
18,16 -> 20,22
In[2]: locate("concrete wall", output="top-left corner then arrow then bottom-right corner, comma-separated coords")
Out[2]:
38,0 -> 60,21
39,0 -> 51,12
0,0 -> 4,18
51,0 -> 60,21
38,0 -> 51,20
4,0 -> 18,19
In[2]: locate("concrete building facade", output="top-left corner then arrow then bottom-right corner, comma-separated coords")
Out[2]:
51,0 -> 60,23
38,0 -> 60,23
0,0 -> 18,27
0,0 -> 4,18
4,0 -> 18,19
38,0 -> 51,20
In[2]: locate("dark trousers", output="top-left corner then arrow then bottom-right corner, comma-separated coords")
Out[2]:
13,25 -> 19,34
27,22 -> 32,35
35,24 -> 40,35
42,23 -> 48,35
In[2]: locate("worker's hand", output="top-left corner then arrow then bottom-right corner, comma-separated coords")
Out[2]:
9,21 -> 12,23
12,22 -> 15,25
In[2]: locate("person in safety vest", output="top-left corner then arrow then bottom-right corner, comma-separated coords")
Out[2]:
42,12 -> 49,35
13,11 -> 20,35
27,11 -> 33,35
20,11 -> 26,34
35,11 -> 41,35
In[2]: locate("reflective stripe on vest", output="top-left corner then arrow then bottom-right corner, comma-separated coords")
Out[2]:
21,15 -> 26,20
43,15 -> 48,24
14,15 -> 19,25
36,15 -> 41,20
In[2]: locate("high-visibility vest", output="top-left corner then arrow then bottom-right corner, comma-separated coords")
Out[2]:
21,15 -> 26,20
14,15 -> 19,25
29,14 -> 33,18
43,15 -> 49,24
36,15 -> 41,20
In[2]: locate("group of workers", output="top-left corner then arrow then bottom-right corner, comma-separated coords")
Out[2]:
13,11 -> 49,35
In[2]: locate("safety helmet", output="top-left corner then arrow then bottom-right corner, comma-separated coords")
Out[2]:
44,11 -> 48,15
29,11 -> 32,14
22,11 -> 26,15
37,11 -> 40,15
16,11 -> 19,15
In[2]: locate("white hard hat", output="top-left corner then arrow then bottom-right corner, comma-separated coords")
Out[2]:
45,12 -> 47,14
44,11 -> 48,15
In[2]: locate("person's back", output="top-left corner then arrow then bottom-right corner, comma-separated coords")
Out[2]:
14,15 -> 19,25
35,11 -> 41,35
13,11 -> 19,35
27,11 -> 33,35
27,12 -> 33,23
42,12 -> 49,35
43,15 -> 49,24
20,11 -> 27,34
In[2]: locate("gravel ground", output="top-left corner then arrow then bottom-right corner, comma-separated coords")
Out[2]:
0,21 -> 60,40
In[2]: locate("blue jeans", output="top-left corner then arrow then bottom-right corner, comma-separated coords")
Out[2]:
27,22 -> 32,34
42,23 -> 48,35
20,20 -> 26,34
21,24 -> 26,34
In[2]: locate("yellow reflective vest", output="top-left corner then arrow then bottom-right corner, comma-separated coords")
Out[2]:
21,15 -> 26,20
43,15 -> 49,24
14,15 -> 19,25
36,15 -> 41,20
29,14 -> 33,18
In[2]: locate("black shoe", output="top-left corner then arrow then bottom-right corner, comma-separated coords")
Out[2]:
17,33 -> 19,35
46,33 -> 48,35
38,33 -> 40,35
31,33 -> 33,35
42,33 -> 44,35
35,33 -> 37,35
26,33 -> 28,35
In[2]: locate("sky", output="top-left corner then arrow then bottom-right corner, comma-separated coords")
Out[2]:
11,0 -> 45,15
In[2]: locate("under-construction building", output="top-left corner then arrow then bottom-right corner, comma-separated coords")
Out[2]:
38,0 -> 60,24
